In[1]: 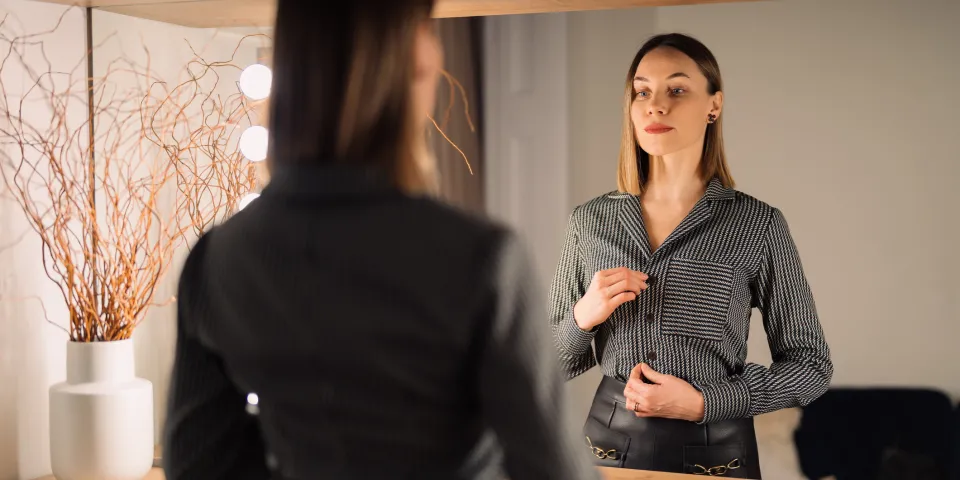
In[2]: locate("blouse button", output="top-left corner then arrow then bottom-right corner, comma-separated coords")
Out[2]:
646,275 -> 657,286
645,313 -> 655,323
646,351 -> 658,361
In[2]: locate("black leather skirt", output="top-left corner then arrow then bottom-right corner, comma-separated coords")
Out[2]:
582,376 -> 762,478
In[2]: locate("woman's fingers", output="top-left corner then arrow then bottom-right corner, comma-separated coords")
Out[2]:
598,269 -> 628,289
629,270 -> 649,292
598,269 -> 649,294
624,387 -> 650,411
608,291 -> 637,309
604,276 -> 648,299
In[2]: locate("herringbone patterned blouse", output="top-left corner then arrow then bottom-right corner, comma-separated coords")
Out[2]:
549,178 -> 833,424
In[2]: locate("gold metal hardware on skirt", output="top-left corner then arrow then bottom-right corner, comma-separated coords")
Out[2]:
584,436 -> 620,460
691,458 -> 741,476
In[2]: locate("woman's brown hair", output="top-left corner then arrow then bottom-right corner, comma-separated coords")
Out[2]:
267,0 -> 437,194
616,33 -> 734,195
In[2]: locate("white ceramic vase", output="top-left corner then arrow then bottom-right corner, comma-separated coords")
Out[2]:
49,339 -> 154,480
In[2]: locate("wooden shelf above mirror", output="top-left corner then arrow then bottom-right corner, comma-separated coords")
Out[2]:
32,0 -> 760,28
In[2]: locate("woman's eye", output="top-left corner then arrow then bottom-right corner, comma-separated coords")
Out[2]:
671,88 -> 686,95
635,91 -> 649,99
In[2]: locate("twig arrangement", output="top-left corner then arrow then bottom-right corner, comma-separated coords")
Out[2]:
0,8 -> 475,343
144,34 -> 267,240
0,9 -> 264,341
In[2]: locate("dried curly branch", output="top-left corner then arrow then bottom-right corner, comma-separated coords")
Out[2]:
143,34 -> 267,240
430,68 -> 476,175
0,9 -> 476,343
0,10 -> 264,341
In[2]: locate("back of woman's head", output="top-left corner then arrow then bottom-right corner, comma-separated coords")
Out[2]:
268,0 -> 439,193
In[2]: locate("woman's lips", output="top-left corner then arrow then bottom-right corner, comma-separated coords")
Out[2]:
644,124 -> 674,134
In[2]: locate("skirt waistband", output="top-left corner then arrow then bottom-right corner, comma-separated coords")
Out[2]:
584,375 -> 762,478
592,374 -> 755,429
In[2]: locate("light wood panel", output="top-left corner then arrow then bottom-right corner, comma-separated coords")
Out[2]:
434,0 -> 757,17
33,0 -> 760,28
106,0 -> 272,28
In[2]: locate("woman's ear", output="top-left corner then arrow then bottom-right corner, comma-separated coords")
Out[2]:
709,90 -> 724,118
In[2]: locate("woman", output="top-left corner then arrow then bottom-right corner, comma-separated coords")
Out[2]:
162,1 -> 598,479
549,33 -> 833,478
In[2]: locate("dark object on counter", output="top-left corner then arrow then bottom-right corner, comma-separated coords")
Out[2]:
877,447 -> 943,480
794,388 -> 954,480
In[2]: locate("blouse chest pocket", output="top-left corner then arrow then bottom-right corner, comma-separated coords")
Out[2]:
660,258 -> 735,342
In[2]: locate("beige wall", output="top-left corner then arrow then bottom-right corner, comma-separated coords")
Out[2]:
561,0 -> 960,420
567,10 -> 657,207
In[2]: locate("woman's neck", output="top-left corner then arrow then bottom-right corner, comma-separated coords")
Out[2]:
643,147 -> 706,203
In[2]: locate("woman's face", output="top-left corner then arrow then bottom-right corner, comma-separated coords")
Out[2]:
412,20 -> 444,125
630,47 -> 722,158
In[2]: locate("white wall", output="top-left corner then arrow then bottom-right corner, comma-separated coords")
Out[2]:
0,2 -> 260,477
488,0 -> 960,428
0,5 -> 87,478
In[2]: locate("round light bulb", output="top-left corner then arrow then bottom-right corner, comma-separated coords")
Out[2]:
245,392 -> 260,416
239,63 -> 272,100
238,193 -> 260,211
239,126 -> 269,162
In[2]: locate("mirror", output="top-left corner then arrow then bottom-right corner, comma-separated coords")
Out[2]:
482,1 -> 959,479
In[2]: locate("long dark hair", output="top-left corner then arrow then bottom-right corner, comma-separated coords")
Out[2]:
616,33 -> 734,194
268,0 -> 437,193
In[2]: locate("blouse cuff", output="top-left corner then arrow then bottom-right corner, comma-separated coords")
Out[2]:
694,376 -> 751,424
556,308 -> 596,355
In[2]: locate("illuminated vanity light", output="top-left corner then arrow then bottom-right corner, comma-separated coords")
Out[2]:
239,126 -> 269,162
239,63 -> 272,100
245,392 -> 261,416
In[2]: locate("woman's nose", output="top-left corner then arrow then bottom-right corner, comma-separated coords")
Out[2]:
647,94 -> 669,116
647,102 -> 668,116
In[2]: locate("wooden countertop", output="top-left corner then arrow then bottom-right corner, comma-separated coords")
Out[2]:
35,466 -> 708,479
33,446 -> 717,479
599,466 -> 705,479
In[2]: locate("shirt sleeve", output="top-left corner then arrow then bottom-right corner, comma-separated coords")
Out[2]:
477,231 -> 600,480
548,207 -> 598,380
695,208 -> 834,423
162,233 -> 271,479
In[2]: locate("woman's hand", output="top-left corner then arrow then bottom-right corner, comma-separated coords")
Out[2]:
572,267 -> 647,331
623,363 -> 705,422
